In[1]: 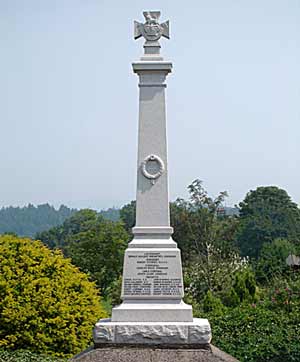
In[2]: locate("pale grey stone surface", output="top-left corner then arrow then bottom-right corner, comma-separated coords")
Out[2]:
111,300 -> 193,323
134,11 -> 170,58
92,319 -> 114,342
134,12 -> 169,42
110,47 -> 192,325
120,248 -> 184,300
115,324 -> 187,344
188,321 -> 212,344
93,318 -> 211,345
129,227 -> 176,249
133,60 -> 172,230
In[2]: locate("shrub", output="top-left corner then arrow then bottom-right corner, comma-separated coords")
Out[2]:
191,270 -> 300,361
231,268 -> 257,303
208,301 -> 300,362
0,235 -> 107,357
255,238 -> 296,283
197,273 -> 300,362
223,287 -> 240,307
184,244 -> 249,304
203,291 -> 224,314
106,275 -> 122,307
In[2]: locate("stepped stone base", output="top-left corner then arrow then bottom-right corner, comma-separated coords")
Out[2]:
72,345 -> 239,362
93,318 -> 211,345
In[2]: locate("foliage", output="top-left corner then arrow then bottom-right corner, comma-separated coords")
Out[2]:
236,186 -> 300,258
171,180 -> 239,264
255,238 -> 296,283
203,290 -> 225,314
0,349 -> 67,362
231,268 -> 257,304
191,272 -> 300,362
66,217 -> 128,294
37,209 -> 129,295
218,283 -> 299,361
184,243 -> 252,306
36,209 -> 97,249
119,201 -> 136,232
188,179 -> 228,211
208,301 -> 300,362
0,235 -> 106,357
0,204 -> 76,238
106,275 -> 122,307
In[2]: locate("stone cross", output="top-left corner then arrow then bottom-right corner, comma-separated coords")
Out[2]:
134,11 -> 169,57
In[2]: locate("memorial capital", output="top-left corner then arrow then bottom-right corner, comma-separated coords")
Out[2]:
134,11 -> 169,57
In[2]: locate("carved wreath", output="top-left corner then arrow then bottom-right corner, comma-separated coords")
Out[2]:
141,154 -> 165,184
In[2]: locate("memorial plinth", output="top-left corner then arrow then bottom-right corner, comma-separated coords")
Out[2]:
93,10 -> 211,346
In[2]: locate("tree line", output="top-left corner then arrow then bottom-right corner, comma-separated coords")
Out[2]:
0,204 -> 120,237
1,181 -> 300,361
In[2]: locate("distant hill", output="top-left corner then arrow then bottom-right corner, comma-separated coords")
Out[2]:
0,204 -> 121,238
0,204 -> 77,237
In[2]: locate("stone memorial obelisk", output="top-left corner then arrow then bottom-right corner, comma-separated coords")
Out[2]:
93,11 -> 211,346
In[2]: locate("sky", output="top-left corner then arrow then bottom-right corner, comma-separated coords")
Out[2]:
0,0 -> 299,210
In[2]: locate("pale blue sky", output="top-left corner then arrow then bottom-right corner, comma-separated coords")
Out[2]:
1,0 -> 299,209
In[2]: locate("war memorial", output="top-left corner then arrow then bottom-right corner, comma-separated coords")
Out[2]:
74,11 -> 238,362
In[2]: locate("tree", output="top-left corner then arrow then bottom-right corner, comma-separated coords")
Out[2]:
36,209 -> 99,249
37,209 -> 129,295
172,180 -> 238,264
255,238 -> 296,283
0,235 -> 106,357
119,201 -> 136,232
184,243 -> 250,305
236,186 -> 300,258
66,217 -> 129,294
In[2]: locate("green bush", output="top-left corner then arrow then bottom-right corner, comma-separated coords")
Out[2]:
191,271 -> 300,361
0,235 -> 107,357
255,239 -> 296,283
232,268 -> 257,304
208,301 -> 300,362
198,273 -> 300,362
203,291 -> 224,314
223,287 -> 240,307
106,275 -> 122,307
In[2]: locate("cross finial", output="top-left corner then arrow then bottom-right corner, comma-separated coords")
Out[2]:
134,11 -> 170,58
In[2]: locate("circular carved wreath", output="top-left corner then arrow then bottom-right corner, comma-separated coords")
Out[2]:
141,154 -> 165,182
